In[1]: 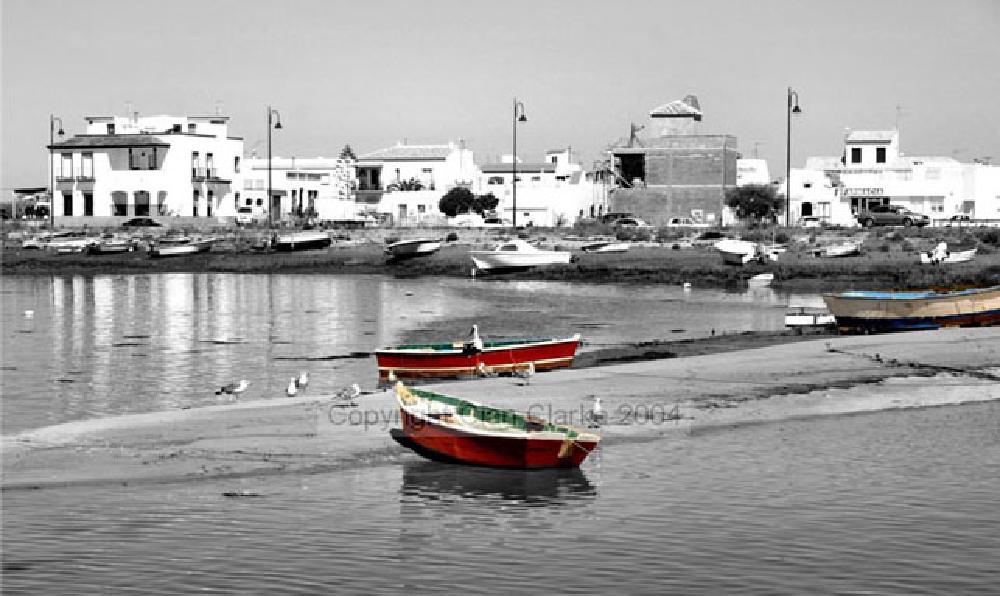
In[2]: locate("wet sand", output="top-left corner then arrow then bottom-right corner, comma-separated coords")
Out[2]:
4,327 -> 998,491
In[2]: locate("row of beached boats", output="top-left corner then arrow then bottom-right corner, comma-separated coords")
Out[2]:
715,238 -> 977,266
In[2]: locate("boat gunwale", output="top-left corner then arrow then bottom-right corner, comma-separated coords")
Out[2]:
377,334 -> 581,355
823,285 -> 1000,302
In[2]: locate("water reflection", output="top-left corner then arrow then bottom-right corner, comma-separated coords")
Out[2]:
400,460 -> 597,507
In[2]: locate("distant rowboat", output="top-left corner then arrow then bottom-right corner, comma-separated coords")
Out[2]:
823,285 -> 1000,333
391,382 -> 601,469
385,237 -> 442,259
273,230 -> 332,252
375,332 -> 580,381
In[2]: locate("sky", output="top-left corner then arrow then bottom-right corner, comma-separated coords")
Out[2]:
2,0 -> 999,190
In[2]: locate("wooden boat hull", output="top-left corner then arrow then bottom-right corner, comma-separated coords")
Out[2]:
376,335 -> 580,380
393,384 -> 600,469
823,285 -> 1000,333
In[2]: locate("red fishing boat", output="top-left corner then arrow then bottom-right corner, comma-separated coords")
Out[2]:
391,382 -> 600,469
375,326 -> 580,381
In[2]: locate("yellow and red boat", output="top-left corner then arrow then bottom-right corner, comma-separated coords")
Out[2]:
391,383 -> 600,469
823,285 -> 1000,333
375,330 -> 580,381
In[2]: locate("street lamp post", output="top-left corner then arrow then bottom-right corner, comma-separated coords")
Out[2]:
267,105 -> 282,227
511,98 -> 527,229
785,87 -> 802,227
49,115 -> 64,231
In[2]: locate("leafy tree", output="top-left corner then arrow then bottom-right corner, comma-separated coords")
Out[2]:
339,144 -> 357,160
438,187 -> 475,217
472,192 -> 499,215
725,184 -> 783,225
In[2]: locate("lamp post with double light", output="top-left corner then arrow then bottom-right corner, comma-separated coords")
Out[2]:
785,87 -> 802,227
511,98 -> 527,229
49,115 -> 64,230
267,106 -> 282,227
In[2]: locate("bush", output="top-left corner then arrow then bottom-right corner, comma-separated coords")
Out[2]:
445,232 -> 458,242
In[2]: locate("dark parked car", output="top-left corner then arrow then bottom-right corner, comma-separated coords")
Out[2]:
121,217 -> 163,228
856,204 -> 929,228
599,212 -> 634,224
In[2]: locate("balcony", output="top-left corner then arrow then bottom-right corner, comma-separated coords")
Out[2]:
55,175 -> 75,183
355,189 -> 384,204
76,175 -> 95,183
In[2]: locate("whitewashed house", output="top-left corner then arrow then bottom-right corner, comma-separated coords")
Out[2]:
48,113 -> 243,226
477,148 -> 605,227
783,130 -> 1000,226
356,141 -> 478,225
242,157 -> 358,222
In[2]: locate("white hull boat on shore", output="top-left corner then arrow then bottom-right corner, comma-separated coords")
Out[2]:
273,230 -> 332,252
385,237 -> 442,259
919,243 -> 976,265
816,242 -> 862,258
581,241 -> 630,253
469,239 -> 572,272
715,239 -> 781,265
149,237 -> 214,258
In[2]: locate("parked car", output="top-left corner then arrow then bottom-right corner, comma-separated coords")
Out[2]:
946,214 -> 972,226
122,217 -> 163,228
599,212 -> 634,224
855,205 -> 929,228
666,217 -> 711,228
614,217 -> 650,228
799,216 -> 823,228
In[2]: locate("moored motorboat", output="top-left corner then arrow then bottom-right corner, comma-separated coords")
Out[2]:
822,285 -> 1000,333
391,382 -> 601,469
375,328 -> 581,381
469,238 -> 572,272
273,230 -> 332,252
385,237 -> 442,260
149,236 -> 213,258
87,234 -> 139,254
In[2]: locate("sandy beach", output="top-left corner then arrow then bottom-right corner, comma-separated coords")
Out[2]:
4,326 -> 998,491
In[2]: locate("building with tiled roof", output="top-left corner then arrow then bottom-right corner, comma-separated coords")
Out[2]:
46,113 -> 243,224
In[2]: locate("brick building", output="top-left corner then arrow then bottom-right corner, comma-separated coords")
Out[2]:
607,96 -> 738,226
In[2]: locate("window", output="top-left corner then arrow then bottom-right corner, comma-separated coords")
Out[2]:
234,192 -> 241,209
82,153 -> 94,178
417,204 -> 426,214
234,156 -> 240,174
193,190 -> 200,217
851,147 -> 862,164
207,191 -> 214,217
256,198 -> 263,207
876,147 -> 886,163
62,191 -> 73,216
107,123 -> 115,135
158,192 -> 169,216
531,176 -> 541,182
246,197 -> 253,206
803,182 -> 812,188
61,153 -> 73,177
421,168 -> 432,174
206,153 -> 214,178
83,192 -> 93,216
134,191 -> 150,216
488,176 -> 504,185
112,191 -> 128,216
188,123 -> 196,134
191,152 -> 200,178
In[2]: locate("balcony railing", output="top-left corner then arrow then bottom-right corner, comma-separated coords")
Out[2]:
76,175 -> 95,183
192,167 -> 206,181
55,175 -> 75,183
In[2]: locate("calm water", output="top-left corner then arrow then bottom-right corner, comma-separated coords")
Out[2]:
1,274 -> 794,434
3,401 -> 998,594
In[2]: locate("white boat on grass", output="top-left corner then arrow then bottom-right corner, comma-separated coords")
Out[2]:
273,230 -> 332,252
715,239 -> 781,265
385,237 -> 442,260
469,238 -> 572,272
748,272 -> 774,287
816,241 -> 862,258
149,236 -> 213,258
919,243 -> 976,265
580,240 -> 630,253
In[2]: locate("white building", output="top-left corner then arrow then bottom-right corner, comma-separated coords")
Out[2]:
356,141 -> 478,225
242,157 -> 358,222
477,148 -> 606,227
783,129 -> 1000,226
49,113 -> 243,225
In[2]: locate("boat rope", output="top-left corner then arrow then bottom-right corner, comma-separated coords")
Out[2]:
828,348 -> 1000,382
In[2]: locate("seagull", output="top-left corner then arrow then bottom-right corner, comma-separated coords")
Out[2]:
216,379 -> 250,396
334,383 -> 361,406
514,361 -> 535,385
464,324 -> 484,352
589,397 -> 606,428
295,370 -> 310,389
286,378 -> 298,397
682,282 -> 692,290
24,310 -> 34,319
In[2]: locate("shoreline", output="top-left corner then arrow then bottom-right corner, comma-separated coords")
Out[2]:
4,327 -> 998,491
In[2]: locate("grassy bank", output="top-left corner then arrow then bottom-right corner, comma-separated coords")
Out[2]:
3,225 -> 1000,291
